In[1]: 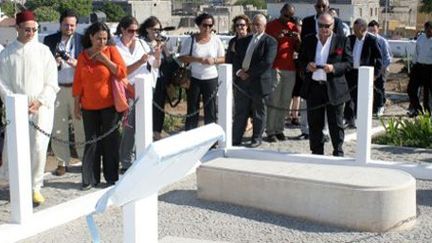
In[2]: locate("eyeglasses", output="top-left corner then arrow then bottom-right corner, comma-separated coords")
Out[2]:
22,27 -> 38,33
315,5 -> 328,9
201,23 -> 213,28
318,23 -> 332,29
235,23 -> 246,28
127,29 -> 138,34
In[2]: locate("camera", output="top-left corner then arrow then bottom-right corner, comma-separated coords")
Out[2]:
284,30 -> 298,37
55,43 -> 70,61
155,30 -> 169,42
57,50 -> 70,61
316,65 -> 325,69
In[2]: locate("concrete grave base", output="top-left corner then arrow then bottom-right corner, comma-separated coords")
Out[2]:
197,158 -> 416,232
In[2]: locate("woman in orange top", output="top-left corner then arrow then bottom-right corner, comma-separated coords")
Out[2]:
73,22 -> 127,190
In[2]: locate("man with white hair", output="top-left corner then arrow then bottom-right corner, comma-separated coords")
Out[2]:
232,14 -> 277,148
0,10 -> 59,205
299,12 -> 352,156
344,18 -> 382,129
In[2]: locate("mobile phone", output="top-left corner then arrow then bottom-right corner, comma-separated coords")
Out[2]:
316,65 -> 324,69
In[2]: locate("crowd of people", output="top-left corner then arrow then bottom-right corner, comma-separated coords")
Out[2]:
0,0 -> 430,205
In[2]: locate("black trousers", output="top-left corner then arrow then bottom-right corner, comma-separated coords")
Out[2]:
344,69 -> 358,122
408,63 -> 432,113
307,82 -> 344,156
153,77 -> 167,133
185,77 -> 218,130
81,107 -> 120,186
373,70 -> 387,112
232,81 -> 267,144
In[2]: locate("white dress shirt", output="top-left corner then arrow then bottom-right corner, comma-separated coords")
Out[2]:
352,34 -> 366,69
312,34 -> 332,82
57,35 -> 75,84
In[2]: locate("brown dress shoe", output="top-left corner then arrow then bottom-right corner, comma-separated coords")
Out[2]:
54,165 -> 66,176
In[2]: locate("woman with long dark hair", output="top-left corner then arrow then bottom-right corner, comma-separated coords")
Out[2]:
139,16 -> 170,140
178,13 -> 225,130
73,22 -> 127,189
114,16 -> 159,172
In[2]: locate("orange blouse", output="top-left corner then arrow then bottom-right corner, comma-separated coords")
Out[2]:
73,45 -> 127,110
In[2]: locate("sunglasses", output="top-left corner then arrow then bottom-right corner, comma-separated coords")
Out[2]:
235,23 -> 246,28
127,29 -> 138,34
22,27 -> 38,33
201,23 -> 213,28
315,4 -> 327,8
318,23 -> 332,29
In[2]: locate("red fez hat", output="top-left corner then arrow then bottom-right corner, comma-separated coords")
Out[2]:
16,10 -> 36,25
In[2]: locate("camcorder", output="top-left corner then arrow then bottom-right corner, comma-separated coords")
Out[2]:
284,30 -> 298,37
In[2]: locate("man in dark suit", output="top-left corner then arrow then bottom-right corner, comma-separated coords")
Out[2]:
232,14 -> 277,148
301,0 -> 345,40
43,9 -> 85,176
299,12 -> 353,156
344,18 -> 382,128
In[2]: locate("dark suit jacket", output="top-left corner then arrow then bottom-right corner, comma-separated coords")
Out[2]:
241,33 -> 278,96
348,33 -> 383,76
43,32 -> 83,59
225,35 -> 253,82
299,34 -> 353,105
301,15 -> 345,40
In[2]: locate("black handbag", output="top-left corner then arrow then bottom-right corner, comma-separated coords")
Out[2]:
171,34 -> 195,89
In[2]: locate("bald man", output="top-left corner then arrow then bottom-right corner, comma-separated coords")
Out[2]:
301,0 -> 345,40
299,13 -> 352,156
232,14 -> 277,148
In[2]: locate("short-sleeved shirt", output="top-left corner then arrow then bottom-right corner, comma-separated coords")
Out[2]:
180,34 -> 225,80
266,19 -> 299,71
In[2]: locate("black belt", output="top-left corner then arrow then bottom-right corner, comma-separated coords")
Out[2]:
59,83 -> 73,87
312,80 -> 326,85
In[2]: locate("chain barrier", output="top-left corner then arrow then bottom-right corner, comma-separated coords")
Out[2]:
29,98 -> 139,147
152,81 -> 222,119
232,81 -> 358,113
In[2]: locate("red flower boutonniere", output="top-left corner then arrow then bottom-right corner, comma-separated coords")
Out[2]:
335,48 -> 344,56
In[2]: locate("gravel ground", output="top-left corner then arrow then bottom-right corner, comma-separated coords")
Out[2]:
1,81 -> 432,242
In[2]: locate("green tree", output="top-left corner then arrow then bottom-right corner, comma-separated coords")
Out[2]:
59,0 -> 92,18
33,6 -> 60,22
96,2 -> 126,22
420,0 -> 432,13
25,0 -> 60,11
0,0 -> 17,17
235,0 -> 266,10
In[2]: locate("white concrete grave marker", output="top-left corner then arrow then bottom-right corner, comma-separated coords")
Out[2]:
87,123 -> 225,242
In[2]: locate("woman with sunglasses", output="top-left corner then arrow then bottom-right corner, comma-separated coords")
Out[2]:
179,13 -> 225,131
114,16 -> 160,172
226,15 -> 253,145
73,22 -> 127,190
138,16 -> 170,141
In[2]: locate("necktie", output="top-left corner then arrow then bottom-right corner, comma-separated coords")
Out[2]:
242,35 -> 258,71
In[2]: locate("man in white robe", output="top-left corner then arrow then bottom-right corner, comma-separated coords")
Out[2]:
0,10 -> 59,205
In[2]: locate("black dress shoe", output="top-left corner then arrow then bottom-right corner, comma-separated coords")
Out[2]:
275,133 -> 286,141
323,134 -> 330,143
250,139 -> 262,148
295,133 -> 309,140
81,184 -> 92,191
266,135 -> 278,143
344,119 -> 356,129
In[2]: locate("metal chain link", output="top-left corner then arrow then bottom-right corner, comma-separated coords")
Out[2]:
152,81 -> 221,119
29,98 -> 139,147
232,81 -> 358,113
